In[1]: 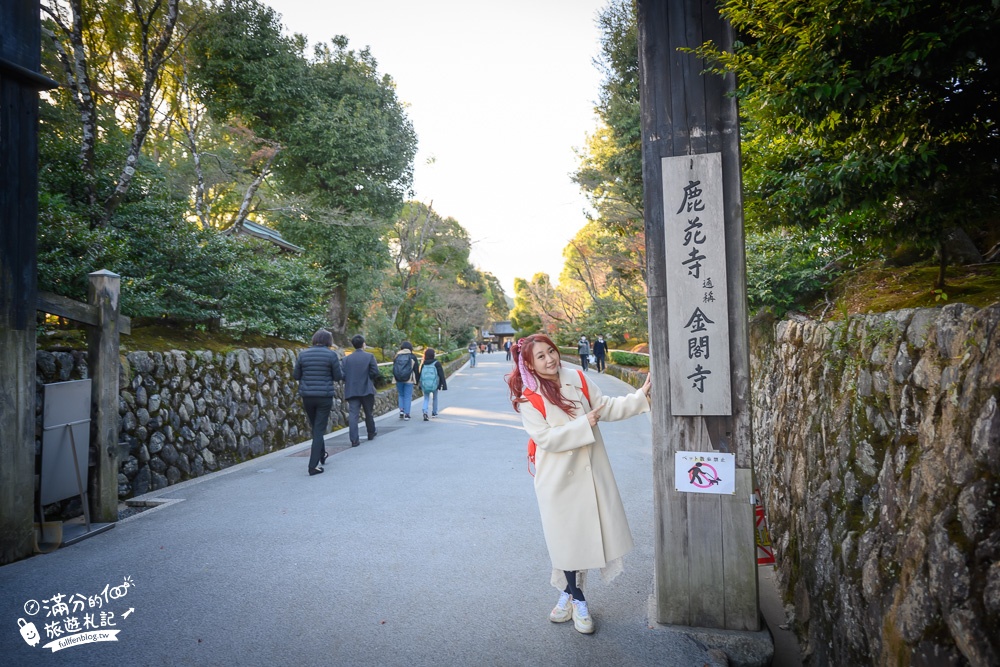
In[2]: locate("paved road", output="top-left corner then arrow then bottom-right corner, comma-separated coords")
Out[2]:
2,354 -> 745,666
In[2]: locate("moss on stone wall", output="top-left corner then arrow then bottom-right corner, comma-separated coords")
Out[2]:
752,304 -> 1000,665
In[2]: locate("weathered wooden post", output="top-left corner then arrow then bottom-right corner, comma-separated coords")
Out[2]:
637,0 -> 759,630
0,0 -> 58,564
88,270 -> 123,523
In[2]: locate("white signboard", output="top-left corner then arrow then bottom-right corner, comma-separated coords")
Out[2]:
662,152 -> 732,416
674,451 -> 736,495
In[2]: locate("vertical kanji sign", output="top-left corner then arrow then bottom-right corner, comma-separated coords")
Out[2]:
662,152 -> 732,415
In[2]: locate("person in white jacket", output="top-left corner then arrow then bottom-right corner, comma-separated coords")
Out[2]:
506,333 -> 651,634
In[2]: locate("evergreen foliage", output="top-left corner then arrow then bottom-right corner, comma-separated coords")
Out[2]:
36,0 -> 505,343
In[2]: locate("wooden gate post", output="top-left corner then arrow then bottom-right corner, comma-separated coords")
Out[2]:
1,0 -> 58,565
637,0 -> 759,630
88,270 -> 122,523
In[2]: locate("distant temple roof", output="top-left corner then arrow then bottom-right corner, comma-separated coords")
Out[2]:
237,220 -> 304,253
488,321 -> 516,336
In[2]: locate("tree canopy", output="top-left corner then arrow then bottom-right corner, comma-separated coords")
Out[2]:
701,0 -> 1000,281
514,0 -> 1000,344
37,0 -> 503,344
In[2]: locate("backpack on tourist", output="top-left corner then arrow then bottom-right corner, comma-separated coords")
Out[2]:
420,363 -> 439,393
392,354 -> 414,382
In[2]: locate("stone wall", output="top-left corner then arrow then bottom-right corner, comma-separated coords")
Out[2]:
751,304 -> 1000,666
35,348 -> 467,503
602,363 -> 649,388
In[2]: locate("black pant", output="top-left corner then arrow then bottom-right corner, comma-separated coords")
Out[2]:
347,394 -> 376,445
303,395 -> 333,470
595,354 -> 606,372
580,355 -> 589,371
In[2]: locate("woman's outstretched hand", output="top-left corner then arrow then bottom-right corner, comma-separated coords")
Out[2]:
641,374 -> 651,397
586,404 -> 605,427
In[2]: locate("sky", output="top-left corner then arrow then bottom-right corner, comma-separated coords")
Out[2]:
266,0 -> 610,295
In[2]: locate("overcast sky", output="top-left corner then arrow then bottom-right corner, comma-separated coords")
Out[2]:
266,0 -> 610,295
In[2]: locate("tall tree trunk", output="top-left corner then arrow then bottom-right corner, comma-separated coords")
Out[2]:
41,0 -> 99,217
100,0 -> 180,226
184,120 -> 208,227
326,286 -> 349,343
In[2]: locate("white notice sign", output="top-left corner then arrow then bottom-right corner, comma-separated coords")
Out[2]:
674,451 -> 736,495
662,153 -> 732,416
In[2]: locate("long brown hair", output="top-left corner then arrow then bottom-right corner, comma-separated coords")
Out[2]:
506,334 -> 578,416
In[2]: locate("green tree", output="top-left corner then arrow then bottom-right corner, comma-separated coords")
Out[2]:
577,0 -> 643,217
190,3 -> 417,337
377,201 -> 500,348
701,0 -> 1000,286
509,273 -> 579,341
41,0 -> 181,225
480,272 -> 511,323
35,0 -> 359,339
559,220 -> 648,341
188,0 -> 308,140
565,0 -> 651,339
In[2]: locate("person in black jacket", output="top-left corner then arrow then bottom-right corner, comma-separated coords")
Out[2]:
416,348 -> 447,421
342,334 -> 380,447
293,329 -> 344,476
593,335 -> 608,373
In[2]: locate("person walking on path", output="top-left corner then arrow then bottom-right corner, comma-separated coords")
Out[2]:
293,329 -> 344,476
467,340 -> 478,367
416,348 -> 447,421
593,335 -> 608,373
577,335 -> 591,372
392,341 -> 421,421
342,334 -> 380,447
505,339 -> 512,361
506,333 -> 652,634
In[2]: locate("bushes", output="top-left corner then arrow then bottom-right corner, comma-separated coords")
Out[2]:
437,349 -> 465,364
609,350 -> 649,367
745,228 -> 840,317
37,192 -> 327,339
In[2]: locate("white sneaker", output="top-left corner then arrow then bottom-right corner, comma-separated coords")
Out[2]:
571,599 -> 594,634
549,591 -> 573,623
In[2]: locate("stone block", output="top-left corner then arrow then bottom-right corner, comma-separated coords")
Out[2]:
236,349 -> 250,375
37,350 -> 56,377
160,444 -> 179,466
149,431 -> 165,455
165,466 -> 181,484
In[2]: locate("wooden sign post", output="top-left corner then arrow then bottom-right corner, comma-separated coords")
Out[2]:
637,0 -> 759,630
0,0 -> 58,565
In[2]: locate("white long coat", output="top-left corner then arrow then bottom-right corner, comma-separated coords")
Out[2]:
520,367 -> 650,588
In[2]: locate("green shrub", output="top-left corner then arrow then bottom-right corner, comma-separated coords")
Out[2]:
746,228 -> 840,316
374,364 -> 395,389
437,349 -> 465,364
609,350 -> 649,367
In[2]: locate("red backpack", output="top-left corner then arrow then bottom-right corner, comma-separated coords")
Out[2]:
524,370 -> 590,476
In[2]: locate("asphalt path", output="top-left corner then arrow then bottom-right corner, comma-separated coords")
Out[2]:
1,353 -> 728,666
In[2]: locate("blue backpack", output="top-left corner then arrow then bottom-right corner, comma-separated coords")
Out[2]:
419,364 -> 438,392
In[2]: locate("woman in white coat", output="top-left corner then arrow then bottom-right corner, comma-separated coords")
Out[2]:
506,333 -> 651,634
